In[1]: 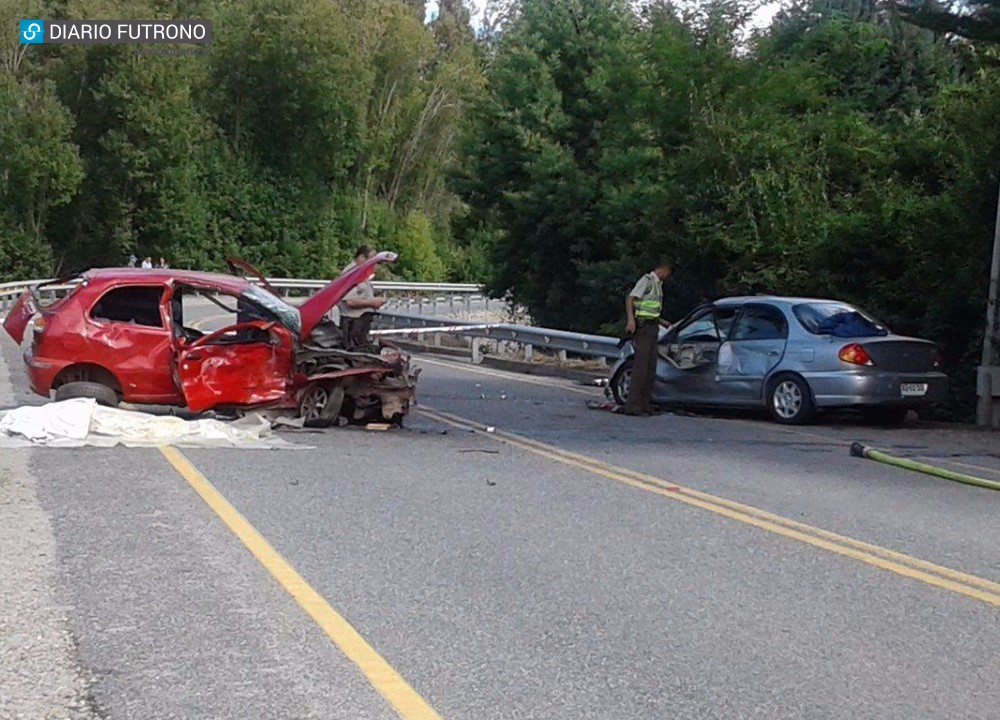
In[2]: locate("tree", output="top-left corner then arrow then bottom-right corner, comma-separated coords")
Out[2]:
898,0 -> 1000,44
0,75 -> 82,279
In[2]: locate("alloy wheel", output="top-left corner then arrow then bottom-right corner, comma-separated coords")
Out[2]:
616,367 -> 632,403
773,380 -> 803,420
300,384 -> 329,421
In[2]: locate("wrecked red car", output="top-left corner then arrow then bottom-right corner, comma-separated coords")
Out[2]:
1,252 -> 418,427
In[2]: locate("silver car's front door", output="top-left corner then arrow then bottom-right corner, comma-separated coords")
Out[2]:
716,304 -> 788,403
655,309 -> 720,402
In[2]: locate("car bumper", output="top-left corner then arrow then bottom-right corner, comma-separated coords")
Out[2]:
805,370 -> 948,408
23,347 -> 63,397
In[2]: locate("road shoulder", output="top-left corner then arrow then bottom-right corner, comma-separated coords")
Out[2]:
0,336 -> 98,720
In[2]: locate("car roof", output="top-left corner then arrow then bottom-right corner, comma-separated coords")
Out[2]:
713,295 -> 845,308
83,268 -> 253,295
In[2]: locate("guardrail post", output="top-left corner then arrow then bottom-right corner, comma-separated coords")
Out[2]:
472,337 -> 484,365
433,332 -> 442,348
557,350 -> 568,364
524,344 -> 533,362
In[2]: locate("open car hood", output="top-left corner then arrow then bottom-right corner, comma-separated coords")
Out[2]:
297,251 -> 397,340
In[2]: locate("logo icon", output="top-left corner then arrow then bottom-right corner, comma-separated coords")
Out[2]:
19,20 -> 44,44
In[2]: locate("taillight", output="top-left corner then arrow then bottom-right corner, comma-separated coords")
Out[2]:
839,343 -> 873,366
933,352 -> 943,368
31,316 -> 46,343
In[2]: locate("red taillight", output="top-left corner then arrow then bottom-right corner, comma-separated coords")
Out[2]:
934,353 -> 943,369
31,316 -> 46,343
839,343 -> 873,366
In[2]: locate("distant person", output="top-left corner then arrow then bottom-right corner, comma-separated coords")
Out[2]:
158,257 -> 169,269
127,254 -> 137,268
617,257 -> 674,417
338,245 -> 385,348
141,257 -> 153,269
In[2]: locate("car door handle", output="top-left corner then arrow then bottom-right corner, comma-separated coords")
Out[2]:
767,351 -> 781,357
186,353 -> 202,361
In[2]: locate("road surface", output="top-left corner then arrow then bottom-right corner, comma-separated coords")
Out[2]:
2,333 -> 1000,720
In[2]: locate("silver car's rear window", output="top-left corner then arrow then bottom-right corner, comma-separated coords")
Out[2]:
793,303 -> 889,337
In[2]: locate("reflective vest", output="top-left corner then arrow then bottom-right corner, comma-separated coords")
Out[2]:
634,272 -> 662,319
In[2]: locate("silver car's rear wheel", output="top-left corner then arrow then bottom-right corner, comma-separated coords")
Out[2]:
767,375 -> 815,425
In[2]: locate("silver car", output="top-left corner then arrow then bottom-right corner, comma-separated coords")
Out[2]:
607,296 -> 948,424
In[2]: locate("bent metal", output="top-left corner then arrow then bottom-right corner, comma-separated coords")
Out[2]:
46,20 -> 212,45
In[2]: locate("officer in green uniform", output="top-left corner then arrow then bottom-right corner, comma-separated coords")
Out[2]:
621,258 -> 674,416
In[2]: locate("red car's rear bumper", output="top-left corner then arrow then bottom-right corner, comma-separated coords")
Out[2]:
23,347 -> 65,397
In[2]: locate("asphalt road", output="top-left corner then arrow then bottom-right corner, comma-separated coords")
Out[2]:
3,333 -> 1000,719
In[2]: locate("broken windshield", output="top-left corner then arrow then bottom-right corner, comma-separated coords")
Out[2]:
242,284 -> 301,335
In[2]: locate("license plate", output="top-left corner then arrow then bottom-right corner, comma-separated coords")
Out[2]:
900,382 -> 928,397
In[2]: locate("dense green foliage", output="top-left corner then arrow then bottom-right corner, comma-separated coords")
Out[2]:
2,0 -> 999,417
1,0 -> 478,280
457,0 -> 1000,418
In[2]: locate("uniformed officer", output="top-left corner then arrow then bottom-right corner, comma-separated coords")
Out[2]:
338,245 -> 386,348
620,258 -> 674,416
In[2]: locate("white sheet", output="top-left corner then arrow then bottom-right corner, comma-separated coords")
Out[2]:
0,399 -> 306,450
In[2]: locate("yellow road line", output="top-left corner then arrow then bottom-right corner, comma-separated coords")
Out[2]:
158,446 -> 443,720
415,356 -> 598,396
417,407 -> 1000,609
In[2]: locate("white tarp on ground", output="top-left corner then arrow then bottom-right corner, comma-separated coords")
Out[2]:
0,398 -> 305,449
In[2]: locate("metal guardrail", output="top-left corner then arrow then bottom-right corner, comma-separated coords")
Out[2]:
373,311 -> 623,361
0,279 -> 80,314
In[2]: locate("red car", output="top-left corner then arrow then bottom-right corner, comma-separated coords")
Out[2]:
2,252 -> 418,426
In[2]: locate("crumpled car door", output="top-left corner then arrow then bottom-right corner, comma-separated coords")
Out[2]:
717,304 -> 788,401
174,321 -> 294,413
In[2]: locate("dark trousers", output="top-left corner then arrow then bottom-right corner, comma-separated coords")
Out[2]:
625,320 -> 659,412
340,312 -> 374,348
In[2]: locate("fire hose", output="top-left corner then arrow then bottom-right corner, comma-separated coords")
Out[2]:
850,442 -> 1000,492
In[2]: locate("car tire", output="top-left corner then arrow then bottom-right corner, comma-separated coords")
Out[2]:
766,374 -> 815,425
610,361 -> 633,406
54,381 -> 119,408
299,382 -> 345,428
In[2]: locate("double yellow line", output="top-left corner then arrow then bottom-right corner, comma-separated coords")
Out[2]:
418,406 -> 1000,609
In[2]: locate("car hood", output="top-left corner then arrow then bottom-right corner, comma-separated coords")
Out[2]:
297,251 -> 397,340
